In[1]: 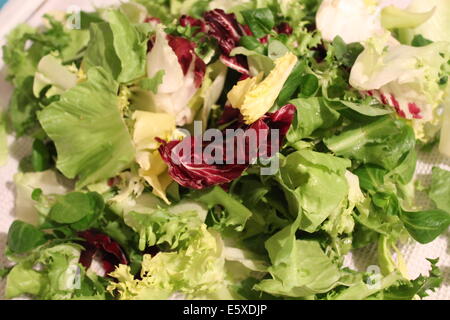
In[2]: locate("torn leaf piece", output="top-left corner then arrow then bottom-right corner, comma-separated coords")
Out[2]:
228,52 -> 298,124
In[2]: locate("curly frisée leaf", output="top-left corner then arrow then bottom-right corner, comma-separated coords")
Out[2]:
108,226 -> 234,300
38,67 -> 135,188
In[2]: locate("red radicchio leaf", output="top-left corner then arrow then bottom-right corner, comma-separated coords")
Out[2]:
180,15 -> 207,33
260,35 -> 269,44
78,230 -> 128,275
158,104 -> 296,190
220,55 -> 249,75
167,35 -> 206,88
241,25 -> 253,36
145,17 -> 162,24
275,22 -> 293,35
217,105 -> 243,126
167,35 -> 195,75
204,9 -> 250,75
366,90 -> 410,118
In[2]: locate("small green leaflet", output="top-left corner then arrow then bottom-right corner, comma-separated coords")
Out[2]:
399,209 -> 450,244
332,36 -> 364,68
411,34 -> 433,47
241,8 -> 275,38
49,192 -> 104,225
338,100 -> 394,117
277,61 -> 307,106
239,36 -> 264,53
31,139 -> 52,172
298,74 -> 319,98
7,220 -> 47,254
139,70 -> 165,93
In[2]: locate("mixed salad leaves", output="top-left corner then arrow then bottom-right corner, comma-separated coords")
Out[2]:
1,0 -> 450,300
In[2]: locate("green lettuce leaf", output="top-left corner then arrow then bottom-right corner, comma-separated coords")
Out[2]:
331,271 -> 404,300
7,77 -> 41,137
230,175 -> 290,239
2,24 -> 40,86
287,97 -> 341,143
380,5 -> 434,30
38,67 -> 135,188
83,10 -> 147,83
5,244 -> 83,300
33,55 -> 78,98
277,149 -> 351,232
60,29 -> 91,63
132,0 -> 172,23
120,2 -> 149,24
255,219 -> 341,298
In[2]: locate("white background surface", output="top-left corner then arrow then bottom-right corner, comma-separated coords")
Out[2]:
0,0 -> 449,300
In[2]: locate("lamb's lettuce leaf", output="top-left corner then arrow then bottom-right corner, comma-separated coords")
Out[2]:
325,117 -> 415,171
13,170 -> 70,225
399,209 -> 450,244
